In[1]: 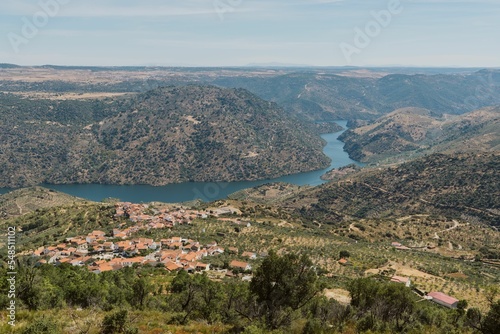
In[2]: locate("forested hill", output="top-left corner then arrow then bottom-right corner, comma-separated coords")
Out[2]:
0,86 -> 329,187
92,86 -> 330,185
283,152 -> 500,226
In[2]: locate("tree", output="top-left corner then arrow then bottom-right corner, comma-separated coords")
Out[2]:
454,299 -> 468,324
347,278 -> 415,331
347,278 -> 379,309
250,251 -> 321,329
130,277 -> 150,309
17,258 -> 43,310
100,309 -> 138,334
465,308 -> 482,331
339,250 -> 351,259
481,300 -> 500,334
168,271 -> 226,324
484,285 -> 499,306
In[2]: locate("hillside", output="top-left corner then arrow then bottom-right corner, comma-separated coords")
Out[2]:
214,69 -> 500,120
0,186 -> 88,219
1,190 -> 499,333
0,86 -> 329,187
0,201 -> 115,251
0,92 -> 128,187
2,67 -> 500,122
282,152 -> 500,226
92,86 -> 329,185
339,106 -> 500,162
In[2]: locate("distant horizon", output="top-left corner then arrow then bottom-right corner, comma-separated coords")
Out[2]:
2,62 -> 499,70
1,1 -> 499,68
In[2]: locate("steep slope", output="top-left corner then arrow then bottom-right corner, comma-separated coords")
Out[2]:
282,153 -> 500,226
0,86 -> 329,187
0,186 -> 88,219
339,106 -> 500,162
0,93 -> 120,187
93,86 -> 329,185
214,69 -> 500,120
0,201 -> 114,250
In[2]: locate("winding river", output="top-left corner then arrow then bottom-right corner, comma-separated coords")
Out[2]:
0,121 -> 361,203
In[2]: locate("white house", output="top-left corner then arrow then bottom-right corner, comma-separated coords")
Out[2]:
390,275 -> 411,287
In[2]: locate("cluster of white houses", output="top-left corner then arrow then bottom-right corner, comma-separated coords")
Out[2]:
30,202 -> 256,276
33,229 -> 255,275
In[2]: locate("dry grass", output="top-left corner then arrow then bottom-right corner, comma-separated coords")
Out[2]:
324,288 -> 351,304
3,91 -> 133,100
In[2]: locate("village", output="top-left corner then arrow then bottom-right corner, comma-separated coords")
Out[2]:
27,202 -> 464,311
29,202 -> 256,277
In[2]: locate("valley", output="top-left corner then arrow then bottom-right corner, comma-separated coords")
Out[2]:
0,65 -> 499,334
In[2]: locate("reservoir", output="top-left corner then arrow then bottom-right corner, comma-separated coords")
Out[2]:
0,121 -> 361,203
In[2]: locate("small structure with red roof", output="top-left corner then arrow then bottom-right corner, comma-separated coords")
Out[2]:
427,291 -> 459,309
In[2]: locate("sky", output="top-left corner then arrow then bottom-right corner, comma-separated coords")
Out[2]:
0,0 -> 499,67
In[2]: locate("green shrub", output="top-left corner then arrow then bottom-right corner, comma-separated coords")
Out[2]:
100,310 -> 138,334
22,316 -> 59,334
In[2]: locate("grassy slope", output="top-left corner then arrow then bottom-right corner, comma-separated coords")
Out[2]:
0,201 -> 114,250
1,196 -> 498,310
0,187 -> 89,219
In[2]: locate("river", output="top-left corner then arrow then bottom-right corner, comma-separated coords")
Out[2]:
0,121 -> 361,203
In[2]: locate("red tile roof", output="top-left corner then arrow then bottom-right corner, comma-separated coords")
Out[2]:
165,261 -> 183,271
428,292 -> 459,305
230,260 -> 250,270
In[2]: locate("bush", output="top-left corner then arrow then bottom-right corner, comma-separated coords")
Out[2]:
339,250 -> 351,259
302,318 -> 325,334
100,310 -> 138,334
22,316 -> 59,334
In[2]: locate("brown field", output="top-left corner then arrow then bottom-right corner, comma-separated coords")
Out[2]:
2,91 -> 133,100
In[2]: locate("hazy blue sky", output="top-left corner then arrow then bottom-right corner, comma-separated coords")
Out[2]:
1,0 -> 499,67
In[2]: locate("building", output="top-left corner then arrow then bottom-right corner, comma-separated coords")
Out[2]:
390,275 -> 411,287
427,291 -> 459,309
230,260 -> 252,271
195,262 -> 210,271
242,251 -> 257,259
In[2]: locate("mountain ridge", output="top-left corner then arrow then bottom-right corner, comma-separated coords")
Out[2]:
339,106 -> 500,162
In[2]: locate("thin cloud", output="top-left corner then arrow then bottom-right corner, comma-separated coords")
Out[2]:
306,0 -> 346,3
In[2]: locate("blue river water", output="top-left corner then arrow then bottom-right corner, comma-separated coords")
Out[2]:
0,121 -> 361,203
